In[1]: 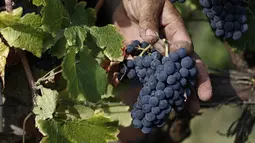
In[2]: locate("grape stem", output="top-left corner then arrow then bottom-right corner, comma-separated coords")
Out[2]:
35,66 -> 62,86
163,39 -> 169,57
139,45 -> 152,56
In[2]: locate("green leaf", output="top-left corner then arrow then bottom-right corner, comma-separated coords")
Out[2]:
64,26 -> 87,50
1,25 -> 47,57
62,0 -> 77,15
62,46 -> 108,102
73,105 -> 94,119
41,0 -> 68,35
21,13 -> 42,27
101,103 -> 131,127
71,2 -> 96,26
0,39 -> 9,87
50,37 -> 67,58
33,87 -> 58,122
0,7 -> 23,28
55,104 -> 94,120
37,114 -> 119,143
32,0 -> 45,6
89,25 -> 124,61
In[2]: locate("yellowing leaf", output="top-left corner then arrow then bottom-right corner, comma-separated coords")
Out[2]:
37,115 -> 119,143
0,7 -> 23,28
0,40 -> 9,87
33,87 -> 58,123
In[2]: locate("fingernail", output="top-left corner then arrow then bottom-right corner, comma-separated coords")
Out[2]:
145,29 -> 158,37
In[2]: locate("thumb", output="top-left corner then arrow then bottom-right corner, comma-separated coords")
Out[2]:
138,0 -> 164,43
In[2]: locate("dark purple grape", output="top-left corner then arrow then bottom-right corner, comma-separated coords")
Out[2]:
149,97 -> 159,106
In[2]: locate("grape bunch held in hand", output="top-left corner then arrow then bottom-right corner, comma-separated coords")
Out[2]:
200,0 -> 248,40
119,40 -> 198,134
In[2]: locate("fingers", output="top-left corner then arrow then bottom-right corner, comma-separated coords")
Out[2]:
161,0 -> 191,44
122,0 -> 164,43
113,2 -> 143,44
192,53 -> 213,101
138,0 -> 164,43
185,91 -> 200,113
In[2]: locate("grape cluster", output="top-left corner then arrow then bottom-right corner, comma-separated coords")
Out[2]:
170,0 -> 186,3
122,41 -> 197,134
200,0 -> 249,40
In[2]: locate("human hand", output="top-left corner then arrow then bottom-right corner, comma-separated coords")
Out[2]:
112,0 -> 212,113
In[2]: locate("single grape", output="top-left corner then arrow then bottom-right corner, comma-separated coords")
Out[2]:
149,97 -> 159,107
181,56 -> 194,69
142,117 -> 152,127
180,78 -> 187,87
134,56 -> 143,67
146,68 -> 154,76
189,67 -> 197,77
177,48 -> 187,58
155,90 -> 166,100
169,52 -> 179,62
167,75 -> 176,85
135,110 -> 145,120
142,104 -> 152,113
172,82 -> 181,90
141,41 -> 149,48
156,82 -> 165,90
141,86 -> 151,95
142,56 -> 152,67
159,100 -> 168,109
151,107 -> 161,114
151,51 -> 162,60
156,111 -> 165,120
131,40 -> 140,47
174,72 -> 181,80
157,71 -> 168,82
151,59 -> 161,70
179,68 -> 189,77
126,45 -> 135,53
127,69 -> 136,79
164,61 -> 175,75
141,127 -> 152,134
163,87 -> 173,98
133,119 -> 142,128
138,68 -> 146,78
145,112 -> 156,122
162,56 -> 170,64
141,95 -> 151,104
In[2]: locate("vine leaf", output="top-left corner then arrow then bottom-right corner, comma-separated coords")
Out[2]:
41,0 -> 68,35
71,2 -> 96,26
64,26 -> 87,50
0,39 -> 9,87
89,25 -> 125,62
55,104 -> 94,120
32,0 -> 45,6
0,7 -> 23,28
33,87 -> 58,123
62,46 -> 108,102
37,114 -> 119,143
101,103 -> 131,127
20,13 -> 42,27
73,105 -> 94,119
1,25 -> 48,57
